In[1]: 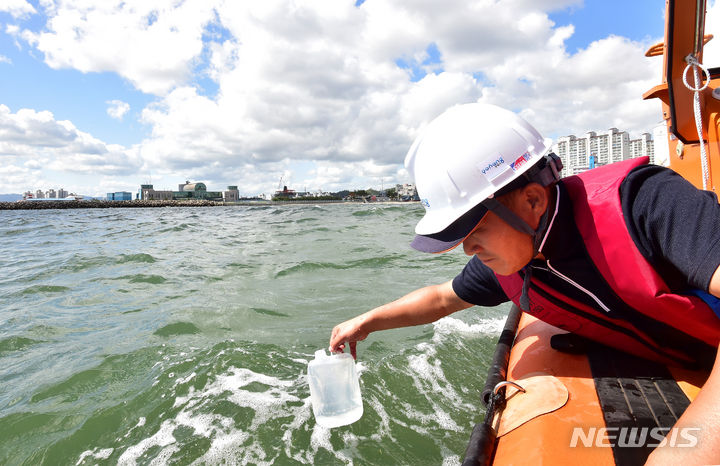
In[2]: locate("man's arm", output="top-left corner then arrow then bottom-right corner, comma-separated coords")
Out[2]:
329,280 -> 473,357
645,266 -> 720,465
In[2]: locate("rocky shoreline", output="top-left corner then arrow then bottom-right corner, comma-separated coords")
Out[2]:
0,200 -> 257,210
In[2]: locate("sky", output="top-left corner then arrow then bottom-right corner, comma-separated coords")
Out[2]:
0,0 -> 719,197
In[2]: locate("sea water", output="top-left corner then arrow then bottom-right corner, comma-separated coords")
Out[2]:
0,204 -> 511,465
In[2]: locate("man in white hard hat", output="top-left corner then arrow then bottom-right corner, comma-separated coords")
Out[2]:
329,103 -> 720,463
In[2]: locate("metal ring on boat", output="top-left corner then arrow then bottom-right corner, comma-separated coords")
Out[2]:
682,55 -> 710,92
493,380 -> 526,395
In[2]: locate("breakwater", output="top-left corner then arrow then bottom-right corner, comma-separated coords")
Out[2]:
0,200 -> 230,210
0,199 -> 402,210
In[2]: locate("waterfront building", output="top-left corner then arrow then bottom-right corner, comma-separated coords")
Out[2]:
224,186 -> 240,202
552,128 -> 654,176
139,182 -> 223,201
23,188 -> 69,200
175,181 -> 223,201
139,184 -> 173,200
106,192 -> 132,201
396,183 -> 418,200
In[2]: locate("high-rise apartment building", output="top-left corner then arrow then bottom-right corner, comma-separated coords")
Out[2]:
629,133 -> 654,162
552,128 -> 655,176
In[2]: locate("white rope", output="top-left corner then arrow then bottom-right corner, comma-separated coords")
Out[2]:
683,54 -> 711,190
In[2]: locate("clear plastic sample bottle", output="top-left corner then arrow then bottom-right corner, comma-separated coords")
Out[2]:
307,349 -> 363,428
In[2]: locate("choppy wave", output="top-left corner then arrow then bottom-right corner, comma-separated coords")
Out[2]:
251,308 -> 291,318
351,208 -> 385,217
0,336 -> 43,356
114,274 -> 168,285
21,285 -> 71,295
275,255 -> 405,277
154,322 -> 201,337
116,253 -> 157,264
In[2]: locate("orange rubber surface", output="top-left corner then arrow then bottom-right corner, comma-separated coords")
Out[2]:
491,313 -> 707,466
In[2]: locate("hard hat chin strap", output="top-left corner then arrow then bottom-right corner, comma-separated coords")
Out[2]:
481,197 -> 551,311
481,197 -> 550,257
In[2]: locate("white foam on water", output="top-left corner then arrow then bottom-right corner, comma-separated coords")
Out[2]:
431,316 -> 506,344
174,371 -> 195,387
116,399 -> 247,465
408,342 -> 466,409
442,454 -> 462,465
86,352 -> 372,465
108,364 -> 312,465
117,419 -> 177,465
282,397 -> 314,463
200,429 -> 275,466
400,339 -> 480,433
217,368 -> 299,430
76,447 -> 113,465
364,394 -> 396,443
308,424 -> 333,458
194,429 -> 251,465
121,417 -> 147,439
304,423 -> 355,465
147,444 -> 179,465
355,360 -> 367,376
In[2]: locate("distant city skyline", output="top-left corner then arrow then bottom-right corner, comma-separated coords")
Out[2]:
14,179 -> 418,201
10,122 -> 660,199
552,126 -> 658,177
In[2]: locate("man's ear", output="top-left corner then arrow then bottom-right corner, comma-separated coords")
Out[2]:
521,183 -> 549,216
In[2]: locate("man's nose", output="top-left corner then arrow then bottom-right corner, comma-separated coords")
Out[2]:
462,238 -> 481,256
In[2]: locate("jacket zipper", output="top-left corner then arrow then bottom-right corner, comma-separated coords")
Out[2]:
538,260 -> 613,314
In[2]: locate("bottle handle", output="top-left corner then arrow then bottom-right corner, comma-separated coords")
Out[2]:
328,341 -> 357,360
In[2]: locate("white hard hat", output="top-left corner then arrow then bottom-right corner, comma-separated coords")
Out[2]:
405,103 -> 555,253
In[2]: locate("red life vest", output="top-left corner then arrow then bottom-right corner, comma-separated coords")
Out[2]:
496,157 -> 720,367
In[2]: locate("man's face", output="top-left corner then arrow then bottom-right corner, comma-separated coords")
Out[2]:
461,190 -> 537,276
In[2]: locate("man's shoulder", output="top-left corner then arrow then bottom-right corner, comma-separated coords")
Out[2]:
620,163 -> 696,206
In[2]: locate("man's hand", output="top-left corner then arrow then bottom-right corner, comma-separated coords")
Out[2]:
329,314 -> 369,359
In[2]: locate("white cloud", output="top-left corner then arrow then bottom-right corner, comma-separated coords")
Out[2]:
704,0 -> 720,67
0,0 -> 36,18
0,55 -> 11,64
0,105 -> 141,182
304,160 -> 401,192
106,100 -> 130,120
4,0 -> 682,195
21,0 -> 216,95
131,0 -> 663,172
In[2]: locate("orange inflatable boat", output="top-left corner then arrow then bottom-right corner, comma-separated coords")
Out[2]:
463,306 -> 709,465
